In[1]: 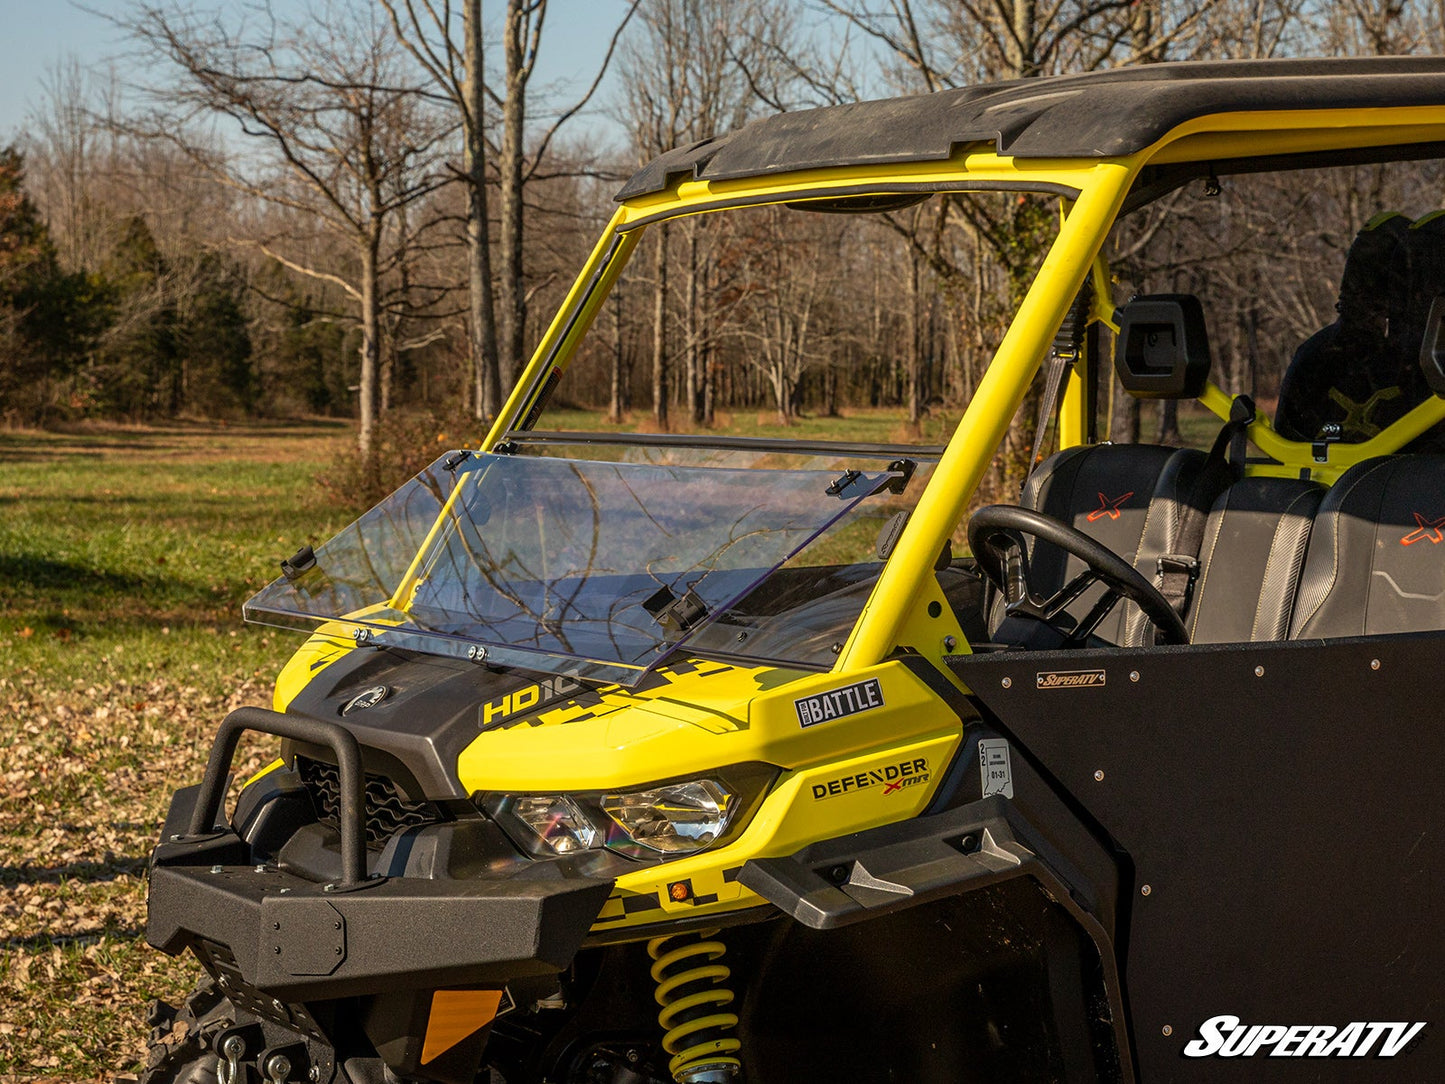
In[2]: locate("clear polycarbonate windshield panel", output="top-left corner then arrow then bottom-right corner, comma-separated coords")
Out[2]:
244,451 -> 899,685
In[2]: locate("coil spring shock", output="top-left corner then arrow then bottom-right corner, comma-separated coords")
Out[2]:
647,929 -> 742,1083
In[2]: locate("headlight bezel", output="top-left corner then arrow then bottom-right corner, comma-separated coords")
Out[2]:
478,762 -> 776,863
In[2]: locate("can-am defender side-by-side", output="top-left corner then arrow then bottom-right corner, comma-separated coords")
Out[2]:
142,58 -> 1445,1083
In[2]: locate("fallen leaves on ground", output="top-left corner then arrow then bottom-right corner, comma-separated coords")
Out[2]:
0,668 -> 279,1079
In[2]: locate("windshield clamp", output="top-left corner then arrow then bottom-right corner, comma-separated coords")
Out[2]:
442,450 -> 473,472
827,469 -> 864,496
279,545 -> 317,582
644,585 -> 709,636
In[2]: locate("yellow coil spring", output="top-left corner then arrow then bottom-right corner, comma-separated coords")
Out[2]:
646,929 -> 742,1082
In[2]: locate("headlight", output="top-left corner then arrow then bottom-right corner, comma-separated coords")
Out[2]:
479,765 -> 774,862
601,779 -> 732,854
505,795 -> 598,854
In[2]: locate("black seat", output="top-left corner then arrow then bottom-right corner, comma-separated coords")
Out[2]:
1012,442 -> 1220,645
1291,455 -> 1445,638
1178,477 -> 1324,643
1276,212 -> 1445,450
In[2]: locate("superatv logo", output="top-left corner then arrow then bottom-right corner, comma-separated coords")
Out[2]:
794,678 -> 884,727
811,757 -> 929,801
1184,1015 -> 1426,1058
1035,669 -> 1105,689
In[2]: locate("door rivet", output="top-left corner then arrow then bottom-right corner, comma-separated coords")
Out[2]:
1001,676 -> 1012,689
1370,658 -> 1381,670
1163,1024 -> 1173,1037
1094,770 -> 1105,782
1254,665 -> 1265,677
1141,884 -> 1153,896
1129,670 -> 1140,683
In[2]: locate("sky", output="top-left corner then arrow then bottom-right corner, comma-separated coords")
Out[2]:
0,0 -> 648,149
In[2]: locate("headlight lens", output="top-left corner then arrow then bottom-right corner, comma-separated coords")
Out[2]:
499,794 -> 598,855
601,779 -> 732,853
480,766 -> 773,862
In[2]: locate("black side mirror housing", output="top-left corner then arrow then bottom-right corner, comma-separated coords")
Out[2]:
1114,294 -> 1212,399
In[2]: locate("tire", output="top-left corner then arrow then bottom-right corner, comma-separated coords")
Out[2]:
140,977 -> 234,1084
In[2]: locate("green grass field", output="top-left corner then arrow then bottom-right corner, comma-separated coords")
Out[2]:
0,422 -> 354,1080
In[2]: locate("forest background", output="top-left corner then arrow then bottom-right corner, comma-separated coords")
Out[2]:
3,0 -> 1439,498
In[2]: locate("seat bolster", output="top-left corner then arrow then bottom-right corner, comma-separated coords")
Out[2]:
1183,477 -> 1323,644
1249,484 -> 1324,641
1120,448 -> 1221,646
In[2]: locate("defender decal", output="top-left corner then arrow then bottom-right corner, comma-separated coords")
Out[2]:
1036,669 -> 1106,689
1184,1015 -> 1426,1058
794,678 -> 884,727
811,757 -> 929,801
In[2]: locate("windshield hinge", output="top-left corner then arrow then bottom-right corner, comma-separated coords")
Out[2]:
644,585 -> 709,636
442,450 -> 473,472
884,458 -> 917,494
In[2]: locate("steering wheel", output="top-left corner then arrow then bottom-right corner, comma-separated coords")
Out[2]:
966,504 -> 1189,646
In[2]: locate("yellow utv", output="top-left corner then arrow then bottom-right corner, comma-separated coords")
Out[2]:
143,58 -> 1445,1082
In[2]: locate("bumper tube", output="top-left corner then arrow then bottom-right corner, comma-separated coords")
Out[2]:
148,706 -> 616,1001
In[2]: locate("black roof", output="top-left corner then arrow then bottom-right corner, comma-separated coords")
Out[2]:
617,57 -> 1445,201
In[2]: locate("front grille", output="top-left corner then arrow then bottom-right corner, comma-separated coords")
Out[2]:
295,755 -> 442,849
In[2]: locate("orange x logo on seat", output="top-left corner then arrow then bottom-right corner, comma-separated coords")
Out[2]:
1401,512 -> 1445,546
1086,491 -> 1134,522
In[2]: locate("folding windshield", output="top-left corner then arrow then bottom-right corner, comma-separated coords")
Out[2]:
245,452 -> 901,685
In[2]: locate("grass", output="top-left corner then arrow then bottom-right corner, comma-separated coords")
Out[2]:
0,421 -> 354,1080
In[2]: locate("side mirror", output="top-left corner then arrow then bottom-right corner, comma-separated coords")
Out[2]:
1420,294 -> 1445,397
1114,294 -> 1212,399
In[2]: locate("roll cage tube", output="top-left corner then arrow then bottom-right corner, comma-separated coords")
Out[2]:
476,158 -> 1140,670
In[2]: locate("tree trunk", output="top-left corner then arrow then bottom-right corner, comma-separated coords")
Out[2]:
465,0 -> 502,420
651,223 -> 669,429
609,288 -> 626,423
359,235 -> 381,456
685,220 -> 701,422
907,252 -> 922,425
498,0 -> 531,388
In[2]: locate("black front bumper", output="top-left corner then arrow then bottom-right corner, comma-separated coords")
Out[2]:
146,708 -> 615,1003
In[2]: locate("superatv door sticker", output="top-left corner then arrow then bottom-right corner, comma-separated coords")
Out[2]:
811,757 -> 929,800
1183,1016 -> 1426,1058
794,678 -> 884,727
977,738 -> 1014,799
1035,669 -> 1105,689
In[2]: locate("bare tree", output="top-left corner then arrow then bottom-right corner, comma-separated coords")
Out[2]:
116,1 -> 452,454
380,0 -> 640,422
